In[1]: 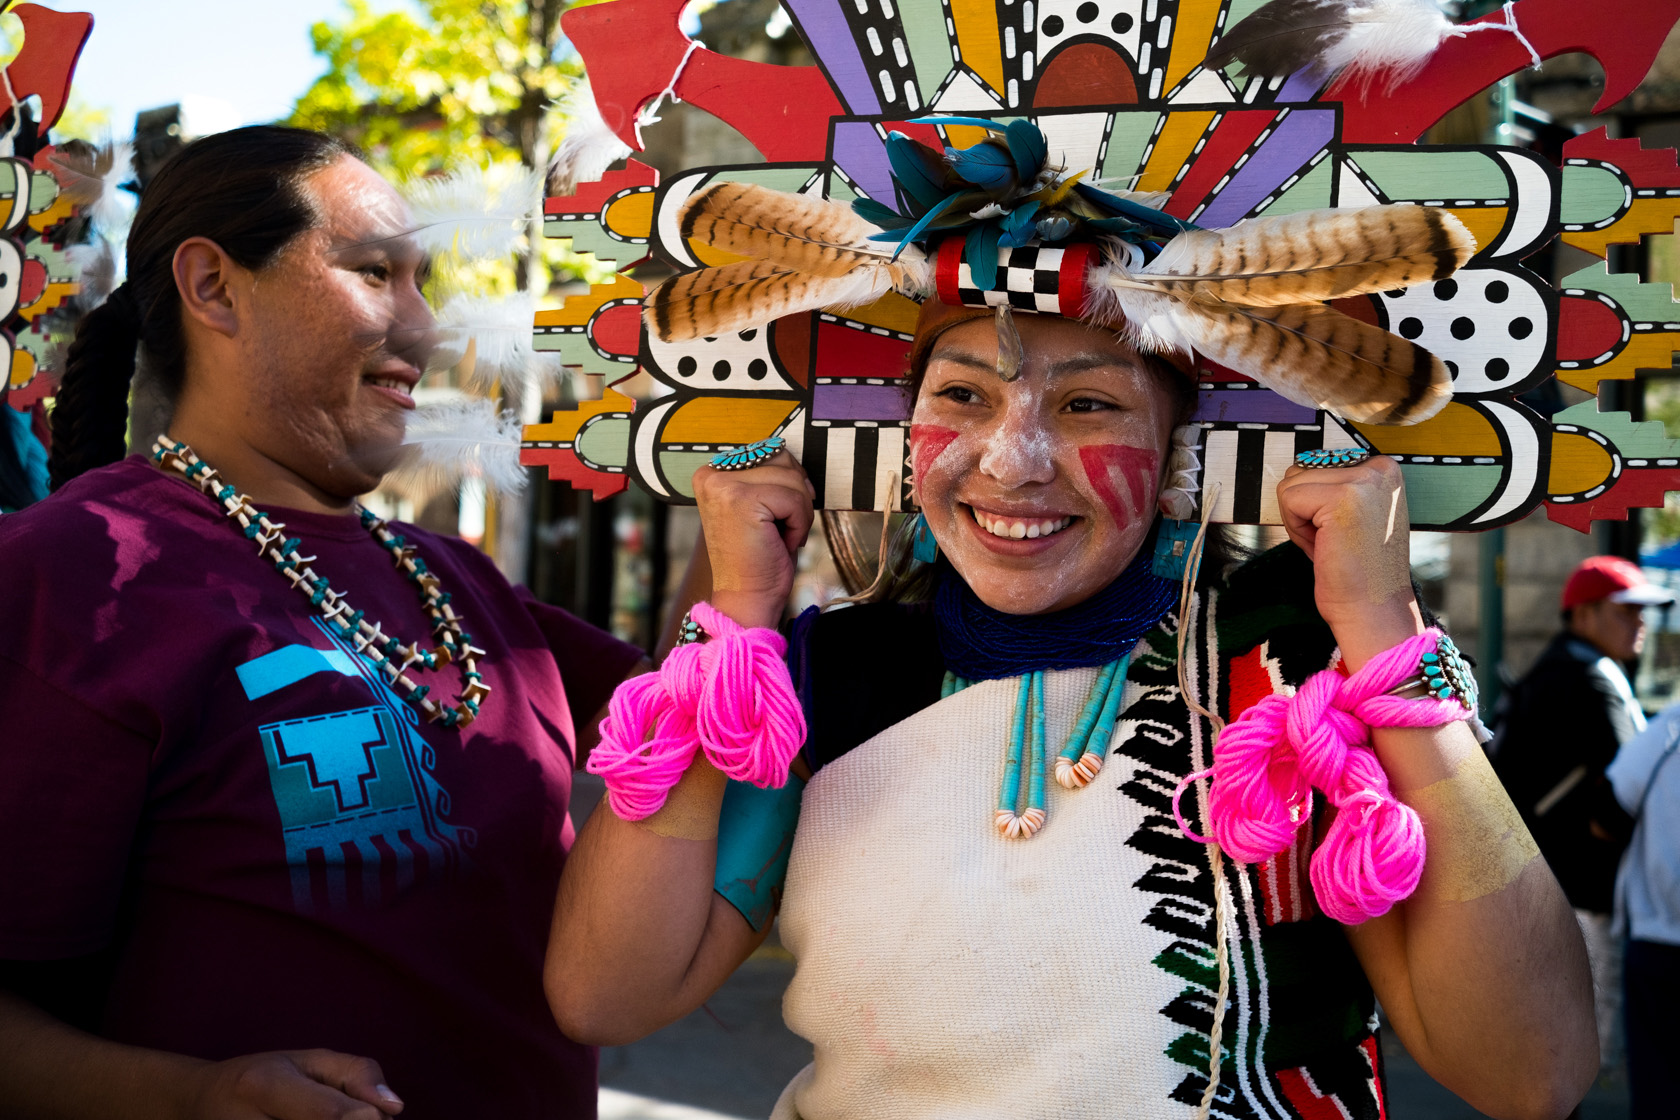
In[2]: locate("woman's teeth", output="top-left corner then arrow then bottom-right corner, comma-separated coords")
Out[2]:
973,509 -> 1073,540
367,377 -> 410,392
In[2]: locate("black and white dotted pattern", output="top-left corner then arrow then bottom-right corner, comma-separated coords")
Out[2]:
953,244 -> 1068,312
643,325 -> 794,393
1376,269 -> 1549,394
1034,0 -> 1145,74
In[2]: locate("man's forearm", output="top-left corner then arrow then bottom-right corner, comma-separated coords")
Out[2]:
0,990 -> 204,1120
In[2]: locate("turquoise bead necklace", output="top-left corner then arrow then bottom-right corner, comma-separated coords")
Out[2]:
943,653 -> 1132,839
152,436 -> 491,729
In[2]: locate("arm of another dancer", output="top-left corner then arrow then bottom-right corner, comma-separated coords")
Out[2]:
1276,457 -> 1598,1120
546,450 -> 815,1045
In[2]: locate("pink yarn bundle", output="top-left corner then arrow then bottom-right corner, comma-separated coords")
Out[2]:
588,601 -> 806,820
1174,630 -> 1472,924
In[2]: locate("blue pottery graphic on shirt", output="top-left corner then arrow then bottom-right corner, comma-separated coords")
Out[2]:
245,619 -> 475,911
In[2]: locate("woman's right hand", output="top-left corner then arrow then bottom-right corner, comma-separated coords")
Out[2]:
189,1050 -> 402,1119
691,448 -> 815,630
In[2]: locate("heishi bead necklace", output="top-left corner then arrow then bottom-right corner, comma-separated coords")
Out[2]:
943,652 -> 1131,838
152,435 -> 490,729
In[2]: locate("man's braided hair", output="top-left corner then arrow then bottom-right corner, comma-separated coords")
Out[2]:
48,126 -> 354,491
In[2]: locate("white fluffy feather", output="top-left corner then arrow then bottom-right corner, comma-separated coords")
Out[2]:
1328,0 -> 1455,90
1205,0 -> 1458,93
50,141 -> 134,233
404,163 -> 545,259
549,78 -> 633,194
67,237 -> 120,308
387,396 -> 528,501
434,292 -> 565,394
1082,277 -> 1199,365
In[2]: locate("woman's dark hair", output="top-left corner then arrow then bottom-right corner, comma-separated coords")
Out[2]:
48,125 -> 355,491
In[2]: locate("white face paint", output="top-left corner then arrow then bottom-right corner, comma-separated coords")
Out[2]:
910,315 -> 1181,615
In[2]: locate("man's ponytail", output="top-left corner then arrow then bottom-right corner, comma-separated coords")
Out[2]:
47,286 -> 142,491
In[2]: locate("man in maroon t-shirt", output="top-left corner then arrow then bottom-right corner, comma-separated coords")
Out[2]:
0,127 -> 647,1118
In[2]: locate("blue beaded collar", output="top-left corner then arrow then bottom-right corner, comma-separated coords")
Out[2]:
933,526 -> 1179,681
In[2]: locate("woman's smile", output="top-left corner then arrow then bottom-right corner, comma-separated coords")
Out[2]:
967,505 -> 1077,541
910,315 -> 1184,615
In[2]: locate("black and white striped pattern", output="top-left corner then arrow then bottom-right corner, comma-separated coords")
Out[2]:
1198,423 -> 1367,524
803,423 -> 911,511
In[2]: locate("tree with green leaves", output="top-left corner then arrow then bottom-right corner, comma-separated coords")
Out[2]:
289,0 -> 588,295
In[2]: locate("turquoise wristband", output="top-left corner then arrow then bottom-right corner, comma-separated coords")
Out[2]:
713,776 -> 805,931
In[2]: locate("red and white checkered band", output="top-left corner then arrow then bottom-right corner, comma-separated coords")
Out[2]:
933,237 -> 1093,317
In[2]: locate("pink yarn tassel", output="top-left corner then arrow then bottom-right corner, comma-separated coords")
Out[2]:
1180,629 -> 1471,924
1204,694 -> 1305,862
586,601 -> 807,821
588,670 -> 701,821
686,602 -> 805,787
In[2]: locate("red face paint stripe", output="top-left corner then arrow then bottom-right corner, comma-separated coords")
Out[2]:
909,424 -> 960,483
1078,444 -> 1159,528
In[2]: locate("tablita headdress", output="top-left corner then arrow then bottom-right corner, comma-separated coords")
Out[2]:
530,0 -> 1680,536
646,117 -> 1474,428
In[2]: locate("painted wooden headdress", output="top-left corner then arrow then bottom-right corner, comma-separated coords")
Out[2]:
528,0 -> 1680,533
0,1 -> 96,417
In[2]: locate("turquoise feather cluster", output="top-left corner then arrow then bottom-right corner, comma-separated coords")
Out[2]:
853,117 -> 1199,289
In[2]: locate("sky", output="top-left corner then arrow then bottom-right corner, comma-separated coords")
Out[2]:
66,0 -> 395,137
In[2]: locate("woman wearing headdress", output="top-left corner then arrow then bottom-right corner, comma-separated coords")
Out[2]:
549,121 -> 1599,1118
0,126 -> 648,1118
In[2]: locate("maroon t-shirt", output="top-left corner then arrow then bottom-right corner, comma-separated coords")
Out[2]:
0,456 -> 643,1117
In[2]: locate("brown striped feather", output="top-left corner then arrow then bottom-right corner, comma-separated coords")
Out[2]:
1170,298 -> 1452,425
644,258 -> 903,342
1133,205 -> 1474,307
678,181 -> 888,278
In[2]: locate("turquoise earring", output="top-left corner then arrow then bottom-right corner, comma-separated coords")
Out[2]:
1151,518 -> 1198,581
912,513 -> 939,563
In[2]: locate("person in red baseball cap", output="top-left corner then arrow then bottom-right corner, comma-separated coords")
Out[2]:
1562,555 -> 1678,663
1494,553 -> 1675,1078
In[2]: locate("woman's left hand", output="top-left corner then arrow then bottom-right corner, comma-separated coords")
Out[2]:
1275,453 -> 1424,670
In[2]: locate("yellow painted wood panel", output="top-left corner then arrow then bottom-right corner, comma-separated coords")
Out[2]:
522,388 -> 635,443
834,291 -> 921,334
536,274 -> 644,327
17,282 -> 76,322
662,396 -> 800,442
604,191 -> 655,239
1564,199 -> 1680,258
1165,0 -> 1223,93
8,349 -> 34,390
950,0 -> 1006,100
1139,112 -> 1216,192
1548,432 -> 1614,496
1353,402 -> 1501,455
1445,207 -> 1507,256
